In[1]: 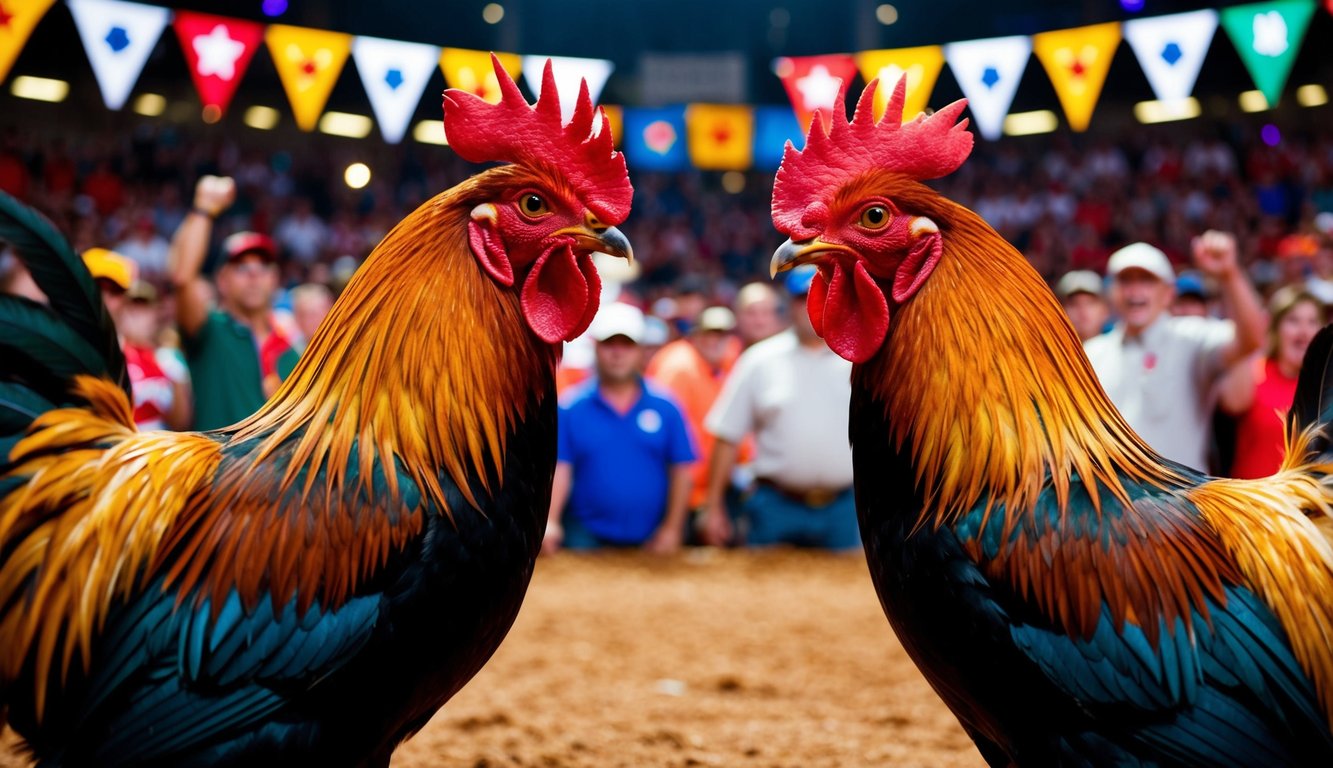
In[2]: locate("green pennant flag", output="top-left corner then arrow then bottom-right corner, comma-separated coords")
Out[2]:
1220,0 -> 1317,107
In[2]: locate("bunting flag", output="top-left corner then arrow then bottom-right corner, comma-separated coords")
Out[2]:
173,11 -> 264,117
1032,22 -> 1122,132
0,0 -> 56,84
774,54 -> 859,132
1123,10 -> 1218,104
686,104 -> 753,170
943,36 -> 1031,140
855,45 -> 945,122
596,104 -> 623,147
352,36 -> 439,143
623,105 -> 688,172
521,54 -> 613,122
68,0 -> 171,110
265,23 -> 352,131
754,105 -> 803,171
439,47 -> 521,104
1220,0 -> 1317,107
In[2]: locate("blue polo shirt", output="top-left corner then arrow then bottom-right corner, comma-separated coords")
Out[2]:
557,378 -> 696,543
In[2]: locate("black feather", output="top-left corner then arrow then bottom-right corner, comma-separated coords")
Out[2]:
0,190 -> 127,395
1286,322 -> 1333,460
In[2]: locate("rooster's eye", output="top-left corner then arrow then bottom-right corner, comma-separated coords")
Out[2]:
519,194 -> 549,218
859,205 -> 891,230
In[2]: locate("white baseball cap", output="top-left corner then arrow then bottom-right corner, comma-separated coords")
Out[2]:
589,302 -> 646,344
1106,242 -> 1175,284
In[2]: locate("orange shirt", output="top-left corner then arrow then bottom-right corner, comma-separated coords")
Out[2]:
645,336 -> 743,507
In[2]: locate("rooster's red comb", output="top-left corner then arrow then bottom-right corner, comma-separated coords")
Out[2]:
771,77 -> 973,238
443,54 -> 632,226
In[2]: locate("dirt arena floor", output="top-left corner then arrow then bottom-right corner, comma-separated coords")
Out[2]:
1,549 -> 983,767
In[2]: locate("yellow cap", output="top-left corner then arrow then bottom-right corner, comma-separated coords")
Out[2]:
81,248 -> 136,291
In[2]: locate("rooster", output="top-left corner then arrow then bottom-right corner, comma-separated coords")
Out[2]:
0,55 -> 632,767
769,78 -> 1333,766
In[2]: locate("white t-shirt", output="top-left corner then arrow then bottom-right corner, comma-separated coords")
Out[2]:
705,329 -> 854,490
1083,315 -> 1234,471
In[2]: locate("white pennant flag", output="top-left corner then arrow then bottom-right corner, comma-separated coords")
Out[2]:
522,54 -> 614,123
68,0 -> 171,110
943,35 -> 1031,141
352,36 -> 441,144
1124,10 -> 1218,104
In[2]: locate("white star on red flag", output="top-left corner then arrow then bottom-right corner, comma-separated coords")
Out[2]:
193,24 -> 246,80
795,64 -> 844,112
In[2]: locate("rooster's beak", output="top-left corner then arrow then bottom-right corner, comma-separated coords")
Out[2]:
559,213 -> 633,263
770,238 -> 850,278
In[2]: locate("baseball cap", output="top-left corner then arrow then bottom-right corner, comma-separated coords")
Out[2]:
82,248 -> 136,291
696,305 -> 737,333
1175,271 -> 1207,299
223,231 -> 278,263
1054,270 -> 1103,300
1106,242 -> 1175,284
589,302 -> 645,343
126,280 -> 158,303
785,264 -> 818,296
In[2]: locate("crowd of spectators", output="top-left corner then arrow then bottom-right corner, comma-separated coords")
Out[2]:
4,110 -> 1333,552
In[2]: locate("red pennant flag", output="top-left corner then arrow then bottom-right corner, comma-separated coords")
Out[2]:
774,54 -> 859,132
173,12 -> 264,117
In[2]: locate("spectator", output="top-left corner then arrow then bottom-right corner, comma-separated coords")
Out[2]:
82,248 -> 192,431
1171,271 -> 1210,317
276,282 -> 335,380
646,305 -> 742,515
1083,234 -> 1267,470
733,281 -> 785,347
1054,269 -> 1109,341
114,211 -> 171,282
700,266 -> 857,550
1221,287 -> 1326,478
546,302 -> 696,554
168,175 -> 292,430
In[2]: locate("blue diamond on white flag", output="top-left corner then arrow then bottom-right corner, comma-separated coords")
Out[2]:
1124,9 -> 1218,104
944,36 -> 1031,141
522,55 -> 614,124
351,36 -> 440,144
68,0 -> 171,110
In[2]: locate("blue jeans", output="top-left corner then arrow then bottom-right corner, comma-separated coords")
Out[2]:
742,484 -> 860,551
560,512 -> 642,550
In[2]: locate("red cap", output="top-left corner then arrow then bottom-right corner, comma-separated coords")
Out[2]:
223,231 -> 277,263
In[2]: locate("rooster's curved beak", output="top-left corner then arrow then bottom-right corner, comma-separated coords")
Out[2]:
559,212 -> 633,263
770,238 -> 852,278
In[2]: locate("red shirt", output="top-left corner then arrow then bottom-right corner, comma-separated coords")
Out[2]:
1230,357 -> 1297,479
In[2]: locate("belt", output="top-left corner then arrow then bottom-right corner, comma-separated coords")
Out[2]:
754,477 -> 849,508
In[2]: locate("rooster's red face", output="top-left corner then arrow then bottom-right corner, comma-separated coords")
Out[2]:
770,188 -> 942,364
468,180 -> 632,345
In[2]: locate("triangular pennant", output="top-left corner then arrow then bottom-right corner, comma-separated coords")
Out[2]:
1123,10 -> 1218,104
774,54 -> 859,132
1220,0 -> 1317,107
67,0 -> 170,110
265,23 -> 352,131
0,0 -> 57,85
439,47 -> 521,104
173,12 -> 263,117
623,106 -> 687,172
855,45 -> 945,122
943,35 -> 1031,140
1033,22 -> 1122,132
521,54 -> 613,122
686,104 -> 753,170
753,106 -> 803,171
352,36 -> 439,144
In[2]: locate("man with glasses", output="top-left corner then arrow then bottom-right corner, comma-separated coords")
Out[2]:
168,175 -> 291,430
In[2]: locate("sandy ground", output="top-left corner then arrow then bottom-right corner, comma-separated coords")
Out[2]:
2,549 -> 983,767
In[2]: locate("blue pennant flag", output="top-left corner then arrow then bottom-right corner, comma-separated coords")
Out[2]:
623,106 -> 688,172
753,106 -> 804,171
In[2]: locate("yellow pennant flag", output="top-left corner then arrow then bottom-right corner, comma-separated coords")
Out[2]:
266,24 -> 352,131
1033,22 -> 1121,132
686,104 -> 753,171
0,0 -> 56,84
855,45 -> 945,122
440,47 -> 522,104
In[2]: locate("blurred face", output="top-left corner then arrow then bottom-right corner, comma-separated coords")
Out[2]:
1171,294 -> 1208,318
218,255 -> 278,314
293,293 -> 334,341
595,336 -> 642,384
1062,292 -> 1109,341
736,291 -> 782,344
690,329 -> 731,367
1276,300 -> 1323,371
1110,269 -> 1173,333
96,278 -> 126,318
117,300 -> 157,345
790,293 -> 819,343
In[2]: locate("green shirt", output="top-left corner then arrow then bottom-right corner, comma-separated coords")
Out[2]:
183,309 -> 267,431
